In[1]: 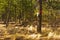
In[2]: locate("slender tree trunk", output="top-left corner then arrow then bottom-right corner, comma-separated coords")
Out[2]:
14,5 -> 17,23
37,0 -> 42,33
6,0 -> 11,27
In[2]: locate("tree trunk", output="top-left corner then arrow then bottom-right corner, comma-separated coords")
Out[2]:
37,0 -> 42,33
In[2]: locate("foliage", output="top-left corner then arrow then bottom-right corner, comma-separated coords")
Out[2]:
0,0 -> 38,26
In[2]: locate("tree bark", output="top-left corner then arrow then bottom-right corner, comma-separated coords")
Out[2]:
37,0 -> 42,33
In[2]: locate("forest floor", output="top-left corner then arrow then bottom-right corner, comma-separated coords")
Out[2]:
0,24 -> 60,40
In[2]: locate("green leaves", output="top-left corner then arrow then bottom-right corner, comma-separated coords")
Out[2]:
0,0 -> 37,24
42,0 -> 60,27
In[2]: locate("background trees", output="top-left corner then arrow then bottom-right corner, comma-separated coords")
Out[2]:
0,0 -> 60,32
0,0 -> 38,27
42,0 -> 60,31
